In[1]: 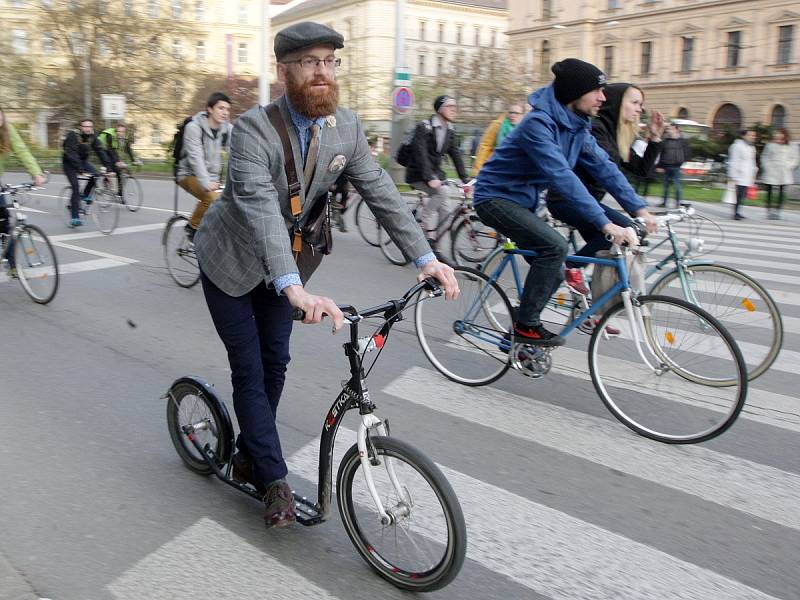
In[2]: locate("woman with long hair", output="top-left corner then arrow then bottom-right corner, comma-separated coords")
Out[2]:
0,106 -> 46,275
760,127 -> 799,220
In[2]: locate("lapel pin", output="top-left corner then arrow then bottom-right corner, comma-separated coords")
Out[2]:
328,154 -> 347,173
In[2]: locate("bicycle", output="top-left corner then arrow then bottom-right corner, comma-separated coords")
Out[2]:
117,164 -> 143,212
59,172 -> 120,234
415,230 -> 748,444
353,194 -> 381,247
162,184 -> 202,288
1,181 -> 59,304
164,279 -> 466,591
481,205 -> 782,380
378,180 -> 499,267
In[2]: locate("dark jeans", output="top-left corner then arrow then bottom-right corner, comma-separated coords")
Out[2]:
662,166 -> 683,206
63,160 -> 101,219
766,184 -> 785,211
476,199 -> 568,326
200,271 -> 294,484
734,185 -> 748,216
548,200 -> 633,269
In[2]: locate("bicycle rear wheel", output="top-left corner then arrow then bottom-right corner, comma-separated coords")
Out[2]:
378,226 -> 410,266
91,190 -> 120,234
163,215 -> 200,288
354,197 -> 381,247
415,266 -> 511,385
588,294 -> 747,443
13,224 -> 59,304
450,215 -> 500,267
649,263 -> 782,380
337,436 -> 466,592
122,174 -> 144,211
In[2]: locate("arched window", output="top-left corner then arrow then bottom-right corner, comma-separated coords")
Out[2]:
677,107 -> 689,119
771,104 -> 786,129
712,103 -> 742,139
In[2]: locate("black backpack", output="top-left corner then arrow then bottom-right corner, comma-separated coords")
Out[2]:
395,119 -> 431,167
170,115 -> 195,177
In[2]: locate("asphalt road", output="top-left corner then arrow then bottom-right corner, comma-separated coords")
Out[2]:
1,174 -> 798,600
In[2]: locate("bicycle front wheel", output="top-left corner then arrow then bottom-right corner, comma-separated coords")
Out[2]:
354,197 -> 381,247
378,226 -> 410,266
649,264 -> 782,380
415,266 -> 511,385
59,186 -> 75,226
450,215 -> 500,267
163,215 -> 200,288
122,174 -> 144,211
337,436 -> 466,592
589,294 -> 747,444
91,190 -> 120,234
166,381 -> 232,475
13,224 -> 59,304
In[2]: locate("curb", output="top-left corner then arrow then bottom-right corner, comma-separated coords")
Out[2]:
0,553 -> 38,600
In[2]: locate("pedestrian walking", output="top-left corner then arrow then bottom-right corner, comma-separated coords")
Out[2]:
658,123 -> 691,208
727,129 -> 758,220
760,128 -> 799,220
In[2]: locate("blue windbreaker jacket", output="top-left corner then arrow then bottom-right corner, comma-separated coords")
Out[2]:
473,85 -> 646,230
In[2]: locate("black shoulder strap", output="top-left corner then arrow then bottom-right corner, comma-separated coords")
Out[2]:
265,103 -> 301,219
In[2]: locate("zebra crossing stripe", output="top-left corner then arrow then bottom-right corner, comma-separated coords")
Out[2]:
49,223 -> 166,242
382,366 -> 800,531
107,517 -> 343,600
288,427 -> 780,599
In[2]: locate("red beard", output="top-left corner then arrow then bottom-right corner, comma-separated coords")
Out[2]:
285,71 -> 339,119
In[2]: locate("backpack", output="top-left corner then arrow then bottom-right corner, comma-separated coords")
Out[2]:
170,115 -> 195,177
395,119 -> 431,167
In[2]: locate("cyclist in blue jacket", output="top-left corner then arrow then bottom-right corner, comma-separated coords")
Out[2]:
473,58 -> 657,346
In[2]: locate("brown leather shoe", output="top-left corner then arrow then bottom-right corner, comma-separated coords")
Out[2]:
231,452 -> 266,496
263,479 -> 296,529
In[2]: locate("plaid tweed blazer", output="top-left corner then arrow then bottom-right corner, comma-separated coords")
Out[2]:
195,96 -> 429,297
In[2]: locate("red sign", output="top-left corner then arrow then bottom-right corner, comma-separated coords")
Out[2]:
392,87 -> 415,114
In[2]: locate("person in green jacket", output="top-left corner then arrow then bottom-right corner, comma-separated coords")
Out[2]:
0,106 -> 46,275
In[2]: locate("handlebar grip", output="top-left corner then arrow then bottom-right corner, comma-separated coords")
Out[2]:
291,307 -> 305,321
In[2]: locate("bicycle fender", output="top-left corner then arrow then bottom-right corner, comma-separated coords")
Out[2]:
164,376 -> 234,442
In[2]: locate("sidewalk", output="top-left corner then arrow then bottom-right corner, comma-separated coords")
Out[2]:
0,553 -> 37,600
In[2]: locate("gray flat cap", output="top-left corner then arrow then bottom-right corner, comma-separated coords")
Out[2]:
274,21 -> 344,60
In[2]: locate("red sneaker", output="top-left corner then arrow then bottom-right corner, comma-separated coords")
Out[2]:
594,319 -> 620,336
513,323 -> 566,346
565,268 -> 589,295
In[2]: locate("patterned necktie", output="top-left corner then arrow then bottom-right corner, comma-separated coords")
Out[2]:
303,123 -> 321,185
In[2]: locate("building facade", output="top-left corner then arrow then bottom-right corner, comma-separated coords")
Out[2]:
272,0 -> 509,137
507,0 -> 800,140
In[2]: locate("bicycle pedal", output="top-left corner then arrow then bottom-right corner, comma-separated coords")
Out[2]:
510,342 -> 553,378
292,492 -> 324,526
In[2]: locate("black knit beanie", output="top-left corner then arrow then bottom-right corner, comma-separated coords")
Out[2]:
433,95 -> 454,112
551,58 -> 607,105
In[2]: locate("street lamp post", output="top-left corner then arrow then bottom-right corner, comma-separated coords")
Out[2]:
259,0 -> 271,105
389,0 -> 407,183
83,51 -> 92,119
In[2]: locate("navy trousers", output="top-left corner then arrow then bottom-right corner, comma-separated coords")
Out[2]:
200,271 -> 294,484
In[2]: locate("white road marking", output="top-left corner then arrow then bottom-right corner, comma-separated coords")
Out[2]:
50,222 -> 166,242
383,366 -> 800,530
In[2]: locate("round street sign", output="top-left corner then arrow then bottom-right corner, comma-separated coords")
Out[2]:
392,86 -> 415,114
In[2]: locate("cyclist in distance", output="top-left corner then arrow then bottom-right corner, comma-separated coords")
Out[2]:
176,92 -> 232,240
546,82 -> 661,294
473,58 -> 657,347
62,118 -> 113,227
0,106 -> 46,276
98,122 -> 141,200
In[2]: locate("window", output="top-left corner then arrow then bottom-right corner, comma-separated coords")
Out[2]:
681,36 -> 694,72
677,107 -> 689,119
726,31 -> 741,68
238,42 -> 248,63
171,0 -> 181,19
151,82 -> 162,101
97,35 -> 109,57
195,0 -> 205,20
17,77 -> 29,99
712,103 -> 742,137
148,37 -> 160,58
778,25 -> 794,65
42,0 -> 53,8
238,2 -> 248,25
13,30 -> 28,54
418,54 -> 425,75
123,34 -> 135,57
771,104 -> 786,128
474,27 -> 480,46
196,40 -> 206,61
437,55 -> 444,75
69,32 -> 84,56
608,0 -> 620,8
42,32 -> 54,55
173,38 -> 183,60
419,20 -> 426,41
542,0 -> 553,20
12,0 -> 27,7
438,22 -> 444,43
456,24 -> 462,45
603,45 -> 614,76
491,29 -> 497,48
148,0 -> 158,18
540,40 -> 551,79
174,80 -> 184,98
151,125 -> 162,145
640,40 -> 652,74
123,0 -> 133,16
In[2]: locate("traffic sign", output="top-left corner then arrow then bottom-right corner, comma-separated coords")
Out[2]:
101,94 -> 126,120
392,86 -> 415,114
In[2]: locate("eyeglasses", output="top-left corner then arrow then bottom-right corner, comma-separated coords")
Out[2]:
282,57 -> 342,71
508,111 -> 523,115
